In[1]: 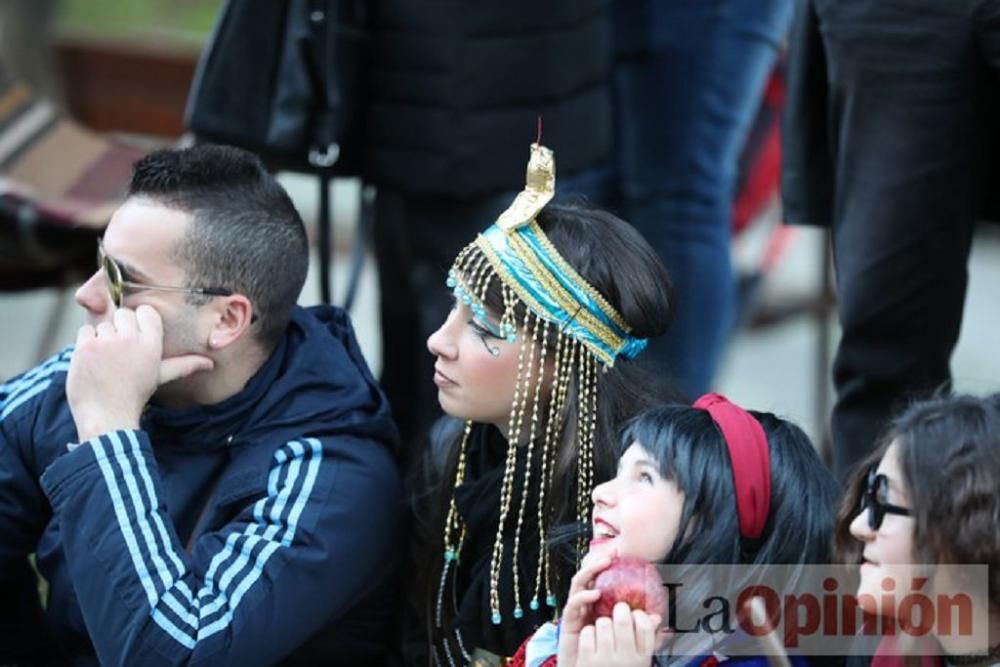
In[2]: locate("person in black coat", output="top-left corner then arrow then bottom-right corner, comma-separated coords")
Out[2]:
362,0 -> 616,461
781,0 -> 1000,481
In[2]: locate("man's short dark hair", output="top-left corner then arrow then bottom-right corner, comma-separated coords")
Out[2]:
127,144 -> 309,347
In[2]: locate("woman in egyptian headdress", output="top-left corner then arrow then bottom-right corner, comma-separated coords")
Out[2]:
401,143 -> 676,665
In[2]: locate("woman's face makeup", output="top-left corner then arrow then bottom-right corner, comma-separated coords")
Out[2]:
427,296 -> 523,430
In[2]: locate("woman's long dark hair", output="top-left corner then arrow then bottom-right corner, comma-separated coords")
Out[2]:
516,203 -> 677,533
403,202 -> 678,661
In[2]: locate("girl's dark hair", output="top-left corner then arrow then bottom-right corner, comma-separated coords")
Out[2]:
622,404 -> 840,568
833,393 -> 1000,608
513,203 -> 677,525
457,202 -> 678,531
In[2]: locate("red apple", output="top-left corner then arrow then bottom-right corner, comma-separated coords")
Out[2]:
586,555 -> 667,624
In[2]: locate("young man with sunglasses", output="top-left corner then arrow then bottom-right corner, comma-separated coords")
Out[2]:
0,145 -> 403,665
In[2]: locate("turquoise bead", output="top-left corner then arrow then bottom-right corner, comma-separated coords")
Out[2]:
529,599 -> 540,611
546,594 -> 557,607
513,607 -> 524,619
491,612 -> 502,625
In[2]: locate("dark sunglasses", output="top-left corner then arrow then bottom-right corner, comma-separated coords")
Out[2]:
861,466 -> 912,530
97,238 -> 250,319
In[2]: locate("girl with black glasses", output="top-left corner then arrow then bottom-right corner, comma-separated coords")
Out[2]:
835,394 -> 1000,666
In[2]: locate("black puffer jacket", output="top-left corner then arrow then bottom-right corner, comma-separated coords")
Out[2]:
364,0 -> 613,197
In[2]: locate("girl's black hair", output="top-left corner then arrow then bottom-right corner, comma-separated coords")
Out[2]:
622,404 -> 840,568
440,201 -> 679,537
505,203 -> 677,528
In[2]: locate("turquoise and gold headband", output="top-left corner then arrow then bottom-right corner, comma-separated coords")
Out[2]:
446,143 -> 647,366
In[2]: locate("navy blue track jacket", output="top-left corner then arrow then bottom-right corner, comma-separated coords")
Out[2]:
0,305 -> 403,665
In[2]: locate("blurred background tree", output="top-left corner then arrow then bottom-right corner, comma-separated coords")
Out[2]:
0,0 -> 222,135
56,0 -> 220,47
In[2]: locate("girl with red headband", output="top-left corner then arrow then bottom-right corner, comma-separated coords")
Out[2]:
511,394 -> 840,666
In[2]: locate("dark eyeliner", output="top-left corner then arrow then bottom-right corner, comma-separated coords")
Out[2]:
468,319 -> 502,356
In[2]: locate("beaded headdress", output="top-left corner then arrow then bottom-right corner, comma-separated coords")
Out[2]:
438,143 -> 648,639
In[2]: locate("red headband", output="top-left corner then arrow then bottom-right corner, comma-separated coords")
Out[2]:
693,393 -> 771,539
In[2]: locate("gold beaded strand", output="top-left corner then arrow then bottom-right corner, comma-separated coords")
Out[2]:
575,341 -> 593,560
437,421 -> 473,632
488,301 -> 531,624
530,321 -> 559,611
509,312 -> 545,619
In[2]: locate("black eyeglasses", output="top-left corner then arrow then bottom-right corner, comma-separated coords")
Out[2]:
98,238 -> 234,309
861,466 -> 912,531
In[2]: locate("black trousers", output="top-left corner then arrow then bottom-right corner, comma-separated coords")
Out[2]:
808,0 -> 1000,479
373,188 -> 513,467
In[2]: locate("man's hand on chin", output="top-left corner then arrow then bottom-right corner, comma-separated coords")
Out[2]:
67,305 -> 214,443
